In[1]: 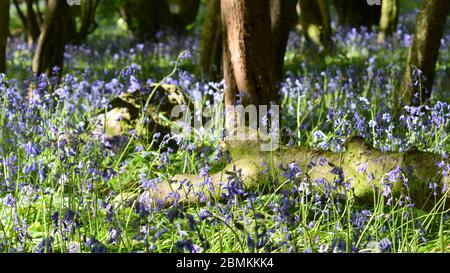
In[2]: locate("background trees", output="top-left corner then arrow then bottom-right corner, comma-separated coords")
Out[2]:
119,0 -> 172,41
400,0 -> 449,106
119,0 -> 200,41
12,0 -> 41,47
0,0 -> 450,254
0,0 -> 9,73
199,0 -> 222,81
378,0 -> 398,43
333,0 -> 381,29
0,0 -> 447,106
271,0 -> 298,81
297,0 -> 331,50
74,0 -> 101,42
32,0 -> 71,76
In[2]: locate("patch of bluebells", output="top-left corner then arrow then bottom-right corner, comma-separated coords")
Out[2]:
0,13 -> 449,254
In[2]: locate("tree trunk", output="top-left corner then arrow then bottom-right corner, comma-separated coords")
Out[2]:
400,0 -> 449,106
26,0 -> 41,46
32,0 -> 70,76
13,0 -> 28,35
34,0 -> 43,26
333,0 -> 381,29
119,0 -> 172,41
378,0 -> 398,43
77,0 -> 100,41
199,0 -> 222,81
0,0 -> 9,73
271,0 -> 297,82
297,0 -> 332,51
221,0 -> 277,109
64,6 -> 80,44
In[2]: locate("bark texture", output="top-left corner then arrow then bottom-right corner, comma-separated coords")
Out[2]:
401,0 -> 449,106
32,0 -> 71,76
221,0 -> 277,108
0,0 -> 9,73
378,0 -> 398,43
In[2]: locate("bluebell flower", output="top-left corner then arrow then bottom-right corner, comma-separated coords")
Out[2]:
36,238 -> 54,253
175,239 -> 201,253
379,238 -> 391,253
86,237 -> 107,253
199,209 -> 212,221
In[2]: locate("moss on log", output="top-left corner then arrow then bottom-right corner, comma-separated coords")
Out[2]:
144,134 -> 448,210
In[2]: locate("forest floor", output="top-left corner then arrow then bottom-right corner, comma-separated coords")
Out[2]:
0,10 -> 450,253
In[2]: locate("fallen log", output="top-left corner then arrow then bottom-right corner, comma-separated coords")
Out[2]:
148,133 -> 449,210
100,89 -> 449,211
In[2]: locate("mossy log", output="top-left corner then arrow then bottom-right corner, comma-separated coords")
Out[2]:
103,89 -> 449,211
94,84 -> 189,150
147,134 -> 448,210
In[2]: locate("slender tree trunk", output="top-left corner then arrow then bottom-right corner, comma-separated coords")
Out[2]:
400,0 -> 449,106
378,0 -> 398,43
26,0 -> 41,46
199,0 -> 222,81
0,0 -> 9,73
13,0 -> 28,35
32,0 -> 70,76
298,0 -> 332,51
221,0 -> 277,109
270,0 -> 297,82
318,0 -> 332,39
34,0 -> 43,26
78,0 -> 100,41
333,0 -> 381,29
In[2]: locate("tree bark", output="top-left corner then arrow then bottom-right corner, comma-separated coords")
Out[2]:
297,0 -> 332,51
378,0 -> 398,43
32,0 -> 71,76
333,0 -> 381,29
0,0 -> 9,73
400,0 -> 449,106
26,0 -> 41,46
271,0 -> 297,82
199,0 -> 222,81
221,0 -> 277,108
